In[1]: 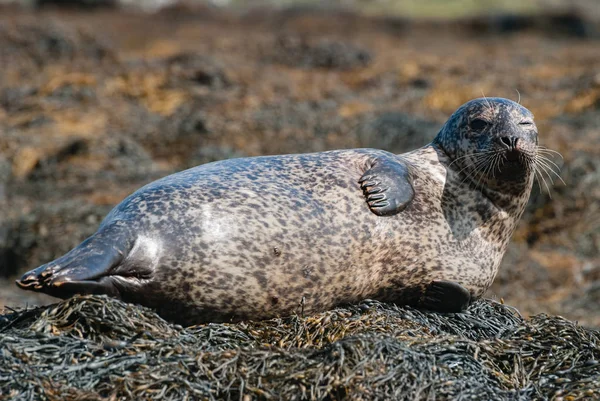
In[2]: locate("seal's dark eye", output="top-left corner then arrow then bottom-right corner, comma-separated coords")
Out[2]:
519,120 -> 533,126
470,119 -> 489,131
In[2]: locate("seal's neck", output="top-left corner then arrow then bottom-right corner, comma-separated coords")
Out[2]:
479,178 -> 534,227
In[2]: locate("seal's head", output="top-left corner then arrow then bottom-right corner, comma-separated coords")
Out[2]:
434,97 -> 538,192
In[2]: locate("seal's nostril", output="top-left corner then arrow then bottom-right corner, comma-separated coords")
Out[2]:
500,136 -> 518,150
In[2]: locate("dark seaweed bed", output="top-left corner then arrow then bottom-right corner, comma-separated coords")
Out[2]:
1,295 -> 599,400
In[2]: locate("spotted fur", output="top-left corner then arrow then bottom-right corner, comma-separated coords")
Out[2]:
17,98 -> 536,325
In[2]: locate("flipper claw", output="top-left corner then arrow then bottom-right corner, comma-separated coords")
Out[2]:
359,153 -> 414,216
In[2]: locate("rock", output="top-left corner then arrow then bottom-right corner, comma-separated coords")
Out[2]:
187,145 -> 245,168
0,155 -> 10,202
28,136 -> 157,184
0,20 -> 114,66
249,99 -> 348,154
355,112 -> 440,154
269,35 -> 372,70
0,86 -> 37,113
12,147 -> 43,180
166,53 -> 230,89
0,215 -> 37,278
34,0 -> 117,9
1,200 -> 113,279
465,11 -> 598,39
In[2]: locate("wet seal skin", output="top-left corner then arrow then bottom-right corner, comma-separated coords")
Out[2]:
17,97 -> 540,325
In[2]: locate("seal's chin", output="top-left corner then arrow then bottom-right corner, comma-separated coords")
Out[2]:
495,163 -> 528,181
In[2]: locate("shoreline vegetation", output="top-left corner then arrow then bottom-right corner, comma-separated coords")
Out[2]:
2,295 -> 599,400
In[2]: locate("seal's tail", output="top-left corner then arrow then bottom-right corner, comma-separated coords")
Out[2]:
16,222 -> 133,299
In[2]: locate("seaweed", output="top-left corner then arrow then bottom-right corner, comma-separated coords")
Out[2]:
1,295 -> 598,400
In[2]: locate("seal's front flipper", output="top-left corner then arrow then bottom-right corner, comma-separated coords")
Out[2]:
359,154 -> 414,216
419,280 -> 471,313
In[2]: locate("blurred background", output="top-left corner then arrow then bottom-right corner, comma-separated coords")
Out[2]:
0,0 -> 598,326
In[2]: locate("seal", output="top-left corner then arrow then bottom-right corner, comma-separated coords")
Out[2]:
16,97 -> 539,325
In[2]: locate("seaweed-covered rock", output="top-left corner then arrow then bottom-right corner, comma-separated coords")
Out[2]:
0,201 -> 113,279
186,145 -> 246,168
166,53 -> 231,89
355,112 -> 440,154
34,0 -> 117,9
1,296 -> 598,400
0,19 -> 113,66
27,136 -> 157,184
269,35 -> 372,70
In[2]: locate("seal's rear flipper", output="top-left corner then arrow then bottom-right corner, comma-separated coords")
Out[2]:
16,223 -> 133,299
419,280 -> 472,313
359,153 -> 414,216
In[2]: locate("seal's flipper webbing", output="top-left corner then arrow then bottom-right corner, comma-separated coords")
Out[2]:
419,280 -> 471,313
16,222 -> 133,299
359,154 -> 414,216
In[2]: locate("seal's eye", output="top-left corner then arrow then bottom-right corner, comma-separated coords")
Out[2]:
470,119 -> 489,131
519,120 -> 533,126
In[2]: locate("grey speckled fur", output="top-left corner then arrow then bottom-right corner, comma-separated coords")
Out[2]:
17,98 -> 538,325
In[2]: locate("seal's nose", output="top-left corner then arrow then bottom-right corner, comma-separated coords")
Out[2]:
500,136 -> 521,161
500,136 -> 519,150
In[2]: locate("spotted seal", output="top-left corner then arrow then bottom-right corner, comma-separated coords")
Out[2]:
17,97 -> 539,325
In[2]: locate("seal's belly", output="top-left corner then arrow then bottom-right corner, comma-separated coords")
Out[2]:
148,162 -> 384,318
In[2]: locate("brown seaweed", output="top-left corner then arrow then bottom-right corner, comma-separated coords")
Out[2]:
1,295 -> 598,400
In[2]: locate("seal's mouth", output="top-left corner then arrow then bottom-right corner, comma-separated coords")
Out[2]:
494,148 -> 532,180
505,149 -> 520,162
465,146 -> 534,183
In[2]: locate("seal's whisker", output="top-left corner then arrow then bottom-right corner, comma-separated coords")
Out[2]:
483,152 -> 498,180
458,155 -> 490,186
537,161 -> 557,191
518,151 -> 525,170
455,152 -> 494,178
538,169 -> 552,199
536,157 -> 566,185
447,150 -> 496,169
535,172 -> 544,194
472,152 -> 498,189
534,164 -> 552,197
492,152 -> 503,179
533,166 -> 547,195
515,89 -> 521,105
482,151 -> 502,176
472,152 -> 497,173
536,146 -> 564,159
457,163 -> 482,185
536,151 -> 564,163
480,154 -> 496,189
536,157 -> 564,181
474,159 -> 487,190
447,154 -> 474,169
485,154 -> 496,180
481,90 -> 492,112
536,161 -> 556,186
536,154 -> 563,175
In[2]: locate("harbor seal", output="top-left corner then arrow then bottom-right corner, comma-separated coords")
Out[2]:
17,97 -> 539,325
